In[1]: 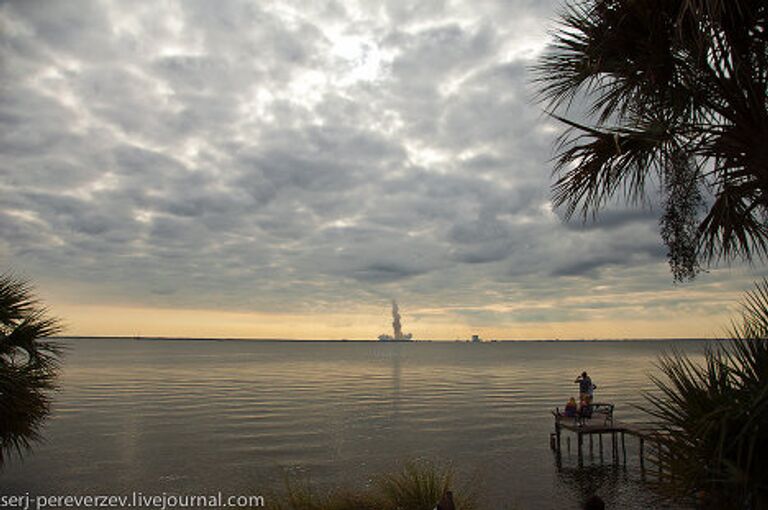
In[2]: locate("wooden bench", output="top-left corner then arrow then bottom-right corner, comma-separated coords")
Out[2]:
554,402 -> 615,427
579,402 -> 614,426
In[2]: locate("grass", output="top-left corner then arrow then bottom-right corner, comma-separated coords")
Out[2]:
269,460 -> 479,510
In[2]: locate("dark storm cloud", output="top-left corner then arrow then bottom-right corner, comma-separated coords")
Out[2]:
560,209 -> 661,231
0,0 -> 760,325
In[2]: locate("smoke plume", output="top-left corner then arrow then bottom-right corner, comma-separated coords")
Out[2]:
392,300 -> 403,340
378,300 -> 413,341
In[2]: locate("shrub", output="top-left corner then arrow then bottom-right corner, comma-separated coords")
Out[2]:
644,280 -> 768,509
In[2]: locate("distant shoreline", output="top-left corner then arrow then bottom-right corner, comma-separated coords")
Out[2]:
53,336 -> 716,343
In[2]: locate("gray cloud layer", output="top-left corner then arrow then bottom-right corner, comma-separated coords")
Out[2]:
1,0 -> 763,332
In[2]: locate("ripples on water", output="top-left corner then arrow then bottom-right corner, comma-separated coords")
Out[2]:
1,338 -> 708,509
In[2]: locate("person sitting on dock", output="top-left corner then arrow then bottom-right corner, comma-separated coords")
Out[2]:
575,371 -> 596,404
564,397 -> 578,417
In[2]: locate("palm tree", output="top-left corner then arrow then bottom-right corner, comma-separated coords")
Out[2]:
536,4 -> 768,507
534,0 -> 768,281
0,273 -> 62,466
643,280 -> 768,509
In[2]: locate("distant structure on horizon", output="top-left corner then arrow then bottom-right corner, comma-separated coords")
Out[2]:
378,300 -> 413,342
472,334 -> 481,343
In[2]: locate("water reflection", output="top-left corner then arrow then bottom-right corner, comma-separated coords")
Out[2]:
556,461 -> 630,506
2,338 -> 708,509
553,449 -> 688,509
390,344 -> 402,419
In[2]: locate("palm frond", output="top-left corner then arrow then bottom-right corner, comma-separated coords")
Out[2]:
642,279 -> 768,508
535,0 -> 768,277
0,273 -> 63,467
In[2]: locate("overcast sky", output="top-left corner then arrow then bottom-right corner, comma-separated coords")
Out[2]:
1,0 -> 764,339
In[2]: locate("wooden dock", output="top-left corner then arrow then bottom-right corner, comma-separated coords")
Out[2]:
550,404 -> 660,468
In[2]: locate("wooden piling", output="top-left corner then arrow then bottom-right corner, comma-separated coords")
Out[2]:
599,433 -> 604,462
657,438 -> 663,481
621,430 -> 627,466
577,432 -> 583,466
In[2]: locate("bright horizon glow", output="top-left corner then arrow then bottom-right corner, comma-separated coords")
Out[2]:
52,300 -> 729,341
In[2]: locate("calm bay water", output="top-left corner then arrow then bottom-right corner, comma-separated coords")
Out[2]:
1,338 -> 709,509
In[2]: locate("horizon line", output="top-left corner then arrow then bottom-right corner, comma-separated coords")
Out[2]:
53,335 -> 718,343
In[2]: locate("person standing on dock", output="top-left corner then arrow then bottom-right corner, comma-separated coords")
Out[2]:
575,371 -> 596,404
